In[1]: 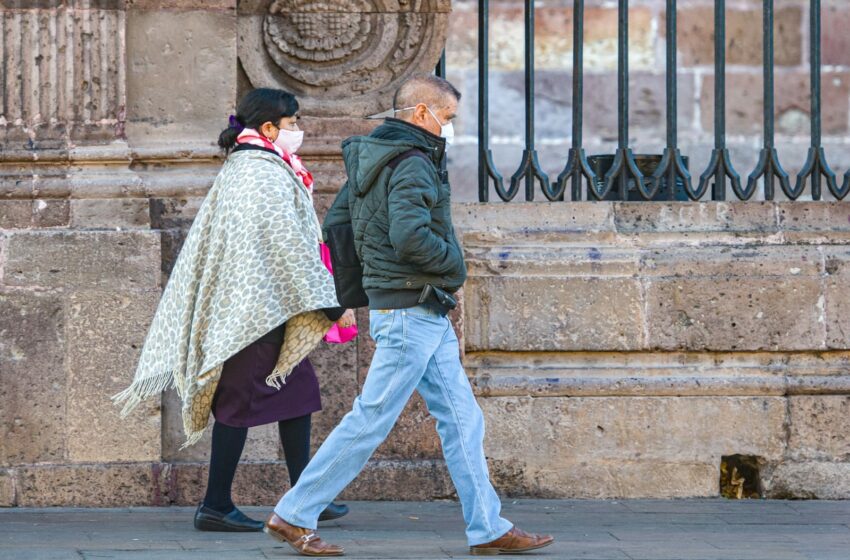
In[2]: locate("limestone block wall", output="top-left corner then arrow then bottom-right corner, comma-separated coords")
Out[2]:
454,202 -> 850,499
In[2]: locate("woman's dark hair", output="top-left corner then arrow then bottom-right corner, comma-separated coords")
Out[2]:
218,88 -> 299,151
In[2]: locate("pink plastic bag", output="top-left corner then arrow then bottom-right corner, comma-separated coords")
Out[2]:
320,243 -> 358,344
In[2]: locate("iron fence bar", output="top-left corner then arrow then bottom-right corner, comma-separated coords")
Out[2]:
747,0 -> 791,200
843,167 -> 850,202
477,0 -> 506,202
796,0 -> 840,200
603,0 -> 644,200
697,0 -> 741,201
509,0 -> 550,201
435,49 -> 446,79
552,0 -> 596,201
435,49 -> 448,179
650,0 -> 692,200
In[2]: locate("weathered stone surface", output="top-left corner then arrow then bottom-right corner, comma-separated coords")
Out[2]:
0,292 -> 66,466
70,198 -> 151,229
764,462 -> 850,499
490,458 -> 719,499
464,276 -> 644,352
0,200 -> 70,229
641,245 -> 825,353
787,396 -> 850,461
161,389 -> 283,463
232,462 -> 289,506
823,246 -> 850,348
309,341 -> 360,451
777,203 -> 850,233
480,396 -> 786,465
646,276 -> 823,351
343,459 -> 454,501
17,463 -> 157,507
453,202 -> 615,246
238,1 -> 450,117
823,4 -> 850,66
700,72 -> 850,137
676,6 -> 802,67
584,72 -> 696,139
65,290 -> 162,463
0,201 -> 32,229
149,197 -> 204,230
4,231 -> 160,289
375,394 -> 442,461
447,5 -> 654,72
168,459 -> 453,505
614,202 -> 777,234
127,0 -> 234,10
170,462 -> 290,506
126,11 -> 236,144
0,6 -> 125,147
482,394 -> 786,498
0,469 -> 15,506
485,394 -> 787,500
33,199 -> 72,227
462,70 -> 695,145
641,246 -> 822,277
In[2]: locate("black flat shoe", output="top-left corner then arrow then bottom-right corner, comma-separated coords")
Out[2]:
194,503 -> 264,532
318,502 -> 349,522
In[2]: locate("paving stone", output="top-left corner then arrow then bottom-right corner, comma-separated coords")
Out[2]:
1,500 -> 849,559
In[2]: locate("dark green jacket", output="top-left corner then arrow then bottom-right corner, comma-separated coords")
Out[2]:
323,118 -> 467,309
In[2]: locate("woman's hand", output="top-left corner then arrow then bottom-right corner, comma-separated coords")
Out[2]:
336,309 -> 356,329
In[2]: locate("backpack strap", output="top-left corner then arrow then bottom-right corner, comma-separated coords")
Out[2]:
386,148 -> 431,172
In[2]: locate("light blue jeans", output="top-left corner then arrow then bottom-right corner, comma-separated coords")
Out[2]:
274,305 -> 513,546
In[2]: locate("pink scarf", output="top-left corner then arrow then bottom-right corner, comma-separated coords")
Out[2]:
235,128 -> 314,192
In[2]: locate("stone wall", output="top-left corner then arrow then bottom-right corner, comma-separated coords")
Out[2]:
445,0 -> 850,202
455,201 -> 850,499
2,0 -> 850,506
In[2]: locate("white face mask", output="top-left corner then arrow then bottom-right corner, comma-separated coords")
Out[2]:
273,127 -> 304,155
427,106 -> 455,148
395,105 -> 454,148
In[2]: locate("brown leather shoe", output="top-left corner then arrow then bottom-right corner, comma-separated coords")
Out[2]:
470,526 -> 554,555
264,513 -> 344,557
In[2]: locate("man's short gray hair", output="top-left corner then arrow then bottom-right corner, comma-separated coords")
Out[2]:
393,73 -> 462,111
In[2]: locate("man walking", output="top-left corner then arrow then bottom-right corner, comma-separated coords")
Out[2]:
265,74 -> 554,557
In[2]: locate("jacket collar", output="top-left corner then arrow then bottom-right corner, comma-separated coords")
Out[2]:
373,118 -> 446,165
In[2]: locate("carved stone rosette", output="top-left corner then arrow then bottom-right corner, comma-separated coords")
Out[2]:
238,0 -> 451,117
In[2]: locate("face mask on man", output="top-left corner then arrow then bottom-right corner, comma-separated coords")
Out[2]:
273,127 -> 304,155
395,105 -> 454,148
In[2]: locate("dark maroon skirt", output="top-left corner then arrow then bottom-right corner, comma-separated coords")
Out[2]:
211,325 -> 322,428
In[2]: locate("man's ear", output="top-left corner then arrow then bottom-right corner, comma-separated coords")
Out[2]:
413,103 -> 429,124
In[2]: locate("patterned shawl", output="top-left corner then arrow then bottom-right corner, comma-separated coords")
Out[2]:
114,149 -> 339,446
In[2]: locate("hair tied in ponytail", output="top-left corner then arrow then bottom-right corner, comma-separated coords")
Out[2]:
228,115 -> 244,132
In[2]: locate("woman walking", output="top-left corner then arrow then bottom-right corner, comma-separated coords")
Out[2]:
115,88 -> 354,532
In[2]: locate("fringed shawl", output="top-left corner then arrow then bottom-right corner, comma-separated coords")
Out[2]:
114,149 -> 339,446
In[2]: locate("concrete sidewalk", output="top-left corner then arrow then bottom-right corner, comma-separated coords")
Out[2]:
1,499 -> 849,560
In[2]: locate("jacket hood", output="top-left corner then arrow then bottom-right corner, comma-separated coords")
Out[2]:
341,118 -> 445,197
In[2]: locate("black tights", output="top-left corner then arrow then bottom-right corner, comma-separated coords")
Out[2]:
202,414 -> 312,513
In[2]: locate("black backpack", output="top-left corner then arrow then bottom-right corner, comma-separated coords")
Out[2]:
324,149 -> 430,308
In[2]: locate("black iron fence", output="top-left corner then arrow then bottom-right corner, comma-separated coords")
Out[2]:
469,0 -> 850,202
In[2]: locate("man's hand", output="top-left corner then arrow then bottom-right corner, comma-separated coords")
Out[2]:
336,309 -> 356,328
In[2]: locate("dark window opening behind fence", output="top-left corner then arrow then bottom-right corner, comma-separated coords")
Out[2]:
469,0 -> 850,203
